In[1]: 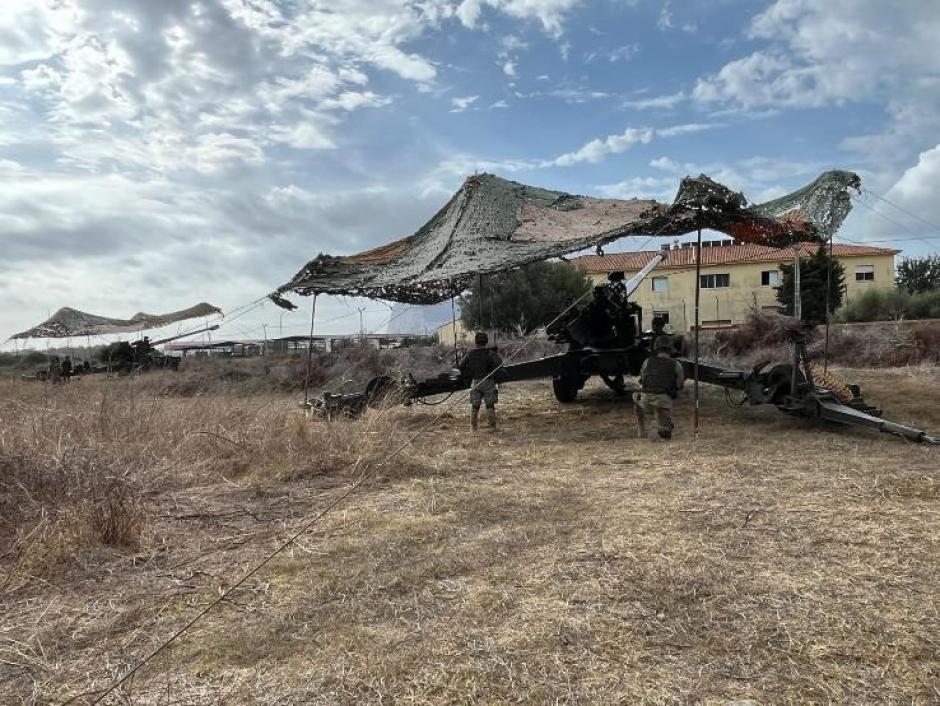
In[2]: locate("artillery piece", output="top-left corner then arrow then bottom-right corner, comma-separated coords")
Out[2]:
98,325 -> 220,374
314,255 -> 938,446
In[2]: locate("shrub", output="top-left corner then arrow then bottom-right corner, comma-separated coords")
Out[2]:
0,453 -> 144,586
838,288 -> 940,323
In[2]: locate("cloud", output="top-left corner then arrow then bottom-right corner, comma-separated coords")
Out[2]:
854,143 -> 940,241
269,124 -> 337,151
622,91 -> 686,110
584,43 -> 638,64
455,0 -> 583,37
657,1 -> 697,33
692,0 -> 940,132
648,153 -> 826,203
549,127 -> 655,167
515,87 -> 610,104
450,95 -> 480,112
596,175 -> 677,201
455,0 -> 484,29
502,60 -> 516,77
656,123 -> 718,137
546,123 -> 721,167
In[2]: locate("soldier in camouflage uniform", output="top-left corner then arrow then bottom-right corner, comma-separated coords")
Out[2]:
635,336 -> 685,440
459,331 -> 502,431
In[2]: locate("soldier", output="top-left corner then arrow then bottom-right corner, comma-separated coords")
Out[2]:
48,355 -> 61,385
651,316 -> 666,337
459,331 -> 502,431
635,336 -> 685,440
61,356 -> 72,382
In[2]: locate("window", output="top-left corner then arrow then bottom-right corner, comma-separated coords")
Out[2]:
761,270 -> 780,287
700,273 -> 730,288
651,276 -> 669,293
856,265 -> 875,281
653,311 -> 670,325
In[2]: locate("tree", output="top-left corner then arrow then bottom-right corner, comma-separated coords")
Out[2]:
776,245 -> 845,325
896,255 -> 940,294
459,261 -> 593,334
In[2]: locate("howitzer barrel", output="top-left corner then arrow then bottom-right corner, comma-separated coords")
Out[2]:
151,324 -> 220,346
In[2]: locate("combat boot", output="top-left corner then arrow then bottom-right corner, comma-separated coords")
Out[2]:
485,408 -> 497,430
470,407 -> 480,431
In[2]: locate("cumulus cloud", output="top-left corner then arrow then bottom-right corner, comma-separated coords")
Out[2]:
456,0 -> 583,37
857,143 -> 940,242
547,123 -> 720,167
549,127 -> 655,166
0,0 -> 468,338
691,0 -> 940,168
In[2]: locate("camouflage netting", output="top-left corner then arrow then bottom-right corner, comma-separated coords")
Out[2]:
273,170 -> 860,306
11,302 -> 222,339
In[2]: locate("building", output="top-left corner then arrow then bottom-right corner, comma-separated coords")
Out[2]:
573,241 -> 899,332
436,317 -> 473,346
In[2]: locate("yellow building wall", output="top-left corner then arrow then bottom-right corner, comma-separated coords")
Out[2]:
436,317 -> 473,345
588,253 -> 896,332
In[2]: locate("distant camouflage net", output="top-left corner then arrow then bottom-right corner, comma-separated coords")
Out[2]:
11,302 -> 222,339
273,170 -> 860,306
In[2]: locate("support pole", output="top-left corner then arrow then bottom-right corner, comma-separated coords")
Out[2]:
791,249 -> 801,396
490,280 -> 497,348
302,294 -> 318,408
450,294 -> 459,366
478,273 -> 484,329
793,247 -> 802,321
824,234 -> 833,372
693,218 -> 702,440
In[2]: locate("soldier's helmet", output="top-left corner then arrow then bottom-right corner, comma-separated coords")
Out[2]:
474,331 -> 489,346
654,335 -> 673,352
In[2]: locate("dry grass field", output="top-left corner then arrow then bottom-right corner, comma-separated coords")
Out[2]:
1,363 -> 939,704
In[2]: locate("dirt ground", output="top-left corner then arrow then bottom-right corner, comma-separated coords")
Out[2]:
1,365 -> 939,704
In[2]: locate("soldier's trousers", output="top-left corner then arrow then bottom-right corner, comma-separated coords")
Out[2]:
470,378 -> 498,409
634,392 -> 674,438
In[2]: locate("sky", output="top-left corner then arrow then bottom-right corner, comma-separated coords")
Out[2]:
2,0 -> 940,345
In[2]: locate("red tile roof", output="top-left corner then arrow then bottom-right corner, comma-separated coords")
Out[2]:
572,241 -> 898,273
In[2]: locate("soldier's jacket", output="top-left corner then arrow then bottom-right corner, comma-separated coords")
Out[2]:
639,354 -> 685,397
459,346 -> 502,381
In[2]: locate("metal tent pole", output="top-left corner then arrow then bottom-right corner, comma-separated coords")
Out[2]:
302,294 -> 318,408
824,234 -> 833,372
791,247 -> 802,396
450,294 -> 459,366
693,218 -> 702,440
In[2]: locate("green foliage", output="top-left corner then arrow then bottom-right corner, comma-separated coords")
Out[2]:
99,341 -> 135,365
459,261 -> 593,335
837,288 -> 940,322
896,255 -> 940,294
776,245 -> 845,325
0,350 -> 48,369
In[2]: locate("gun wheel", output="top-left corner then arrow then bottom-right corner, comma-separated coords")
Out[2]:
552,377 -> 580,403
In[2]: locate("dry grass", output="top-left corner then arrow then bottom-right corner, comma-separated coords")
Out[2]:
1,365 -> 939,704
